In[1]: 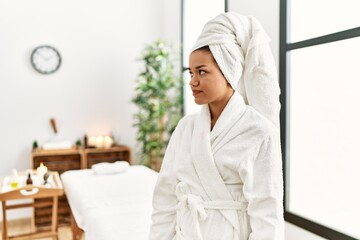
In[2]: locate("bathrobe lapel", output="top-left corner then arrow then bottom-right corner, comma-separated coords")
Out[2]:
191,92 -> 247,233
211,93 -> 247,154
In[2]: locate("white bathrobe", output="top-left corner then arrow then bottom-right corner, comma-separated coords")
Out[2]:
149,92 -> 284,240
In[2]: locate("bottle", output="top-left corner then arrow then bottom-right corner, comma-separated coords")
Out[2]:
84,134 -> 88,148
26,173 -> 33,185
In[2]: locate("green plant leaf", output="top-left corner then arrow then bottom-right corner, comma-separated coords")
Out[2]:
131,40 -> 183,170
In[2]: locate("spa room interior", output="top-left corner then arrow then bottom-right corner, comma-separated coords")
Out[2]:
0,0 -> 359,239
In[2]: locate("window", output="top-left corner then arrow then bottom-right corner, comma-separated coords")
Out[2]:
280,0 -> 360,239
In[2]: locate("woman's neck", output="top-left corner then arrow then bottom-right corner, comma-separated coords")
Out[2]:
209,91 -> 234,130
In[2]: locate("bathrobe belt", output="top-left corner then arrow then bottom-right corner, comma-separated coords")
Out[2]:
175,183 -> 248,240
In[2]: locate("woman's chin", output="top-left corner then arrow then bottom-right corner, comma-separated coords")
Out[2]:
194,98 -> 207,105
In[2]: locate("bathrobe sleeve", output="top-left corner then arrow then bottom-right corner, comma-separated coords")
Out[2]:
238,131 -> 284,240
149,125 -> 180,240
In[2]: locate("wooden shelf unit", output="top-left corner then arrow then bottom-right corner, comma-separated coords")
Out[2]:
31,145 -> 131,229
83,147 -> 131,169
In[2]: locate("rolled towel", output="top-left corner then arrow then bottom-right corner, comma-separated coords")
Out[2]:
92,161 -> 130,175
192,12 -> 281,128
42,141 -> 73,150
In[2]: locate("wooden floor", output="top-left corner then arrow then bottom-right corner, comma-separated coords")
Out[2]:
0,218 -> 74,240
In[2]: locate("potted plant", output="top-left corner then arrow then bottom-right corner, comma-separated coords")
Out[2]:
132,40 -> 182,171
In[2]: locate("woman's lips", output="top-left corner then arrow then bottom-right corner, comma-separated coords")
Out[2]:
192,90 -> 202,96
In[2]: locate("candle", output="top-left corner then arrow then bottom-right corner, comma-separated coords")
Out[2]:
37,162 -> 48,177
104,136 -> 113,149
88,136 -> 96,147
95,136 -> 104,148
89,135 -> 114,148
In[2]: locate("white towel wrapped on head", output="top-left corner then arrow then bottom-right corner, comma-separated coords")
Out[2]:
192,12 -> 281,128
92,161 -> 130,175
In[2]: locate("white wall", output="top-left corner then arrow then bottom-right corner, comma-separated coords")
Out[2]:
228,1 -> 326,239
161,0 -> 181,50
160,0 -> 182,78
0,0 -> 179,220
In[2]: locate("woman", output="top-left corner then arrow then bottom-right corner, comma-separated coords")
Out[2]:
149,12 -> 284,240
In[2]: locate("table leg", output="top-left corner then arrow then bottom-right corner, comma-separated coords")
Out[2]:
71,209 -> 84,240
51,196 -> 59,239
1,201 -> 8,240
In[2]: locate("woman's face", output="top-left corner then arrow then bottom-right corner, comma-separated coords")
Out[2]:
188,49 -> 233,105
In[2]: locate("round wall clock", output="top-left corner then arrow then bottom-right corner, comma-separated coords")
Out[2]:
31,45 -> 61,74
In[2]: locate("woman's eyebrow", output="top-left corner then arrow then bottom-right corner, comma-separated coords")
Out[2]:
195,65 -> 207,69
185,65 -> 207,71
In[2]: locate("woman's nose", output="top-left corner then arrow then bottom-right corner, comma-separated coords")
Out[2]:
189,76 -> 199,87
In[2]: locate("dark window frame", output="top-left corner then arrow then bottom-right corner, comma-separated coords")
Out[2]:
280,0 -> 360,239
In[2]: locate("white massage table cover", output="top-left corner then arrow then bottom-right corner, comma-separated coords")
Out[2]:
61,165 -> 158,240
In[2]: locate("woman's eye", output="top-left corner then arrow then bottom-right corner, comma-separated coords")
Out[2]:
189,72 -> 193,77
199,70 -> 205,75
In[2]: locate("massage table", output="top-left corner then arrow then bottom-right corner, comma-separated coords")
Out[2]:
61,165 -> 158,240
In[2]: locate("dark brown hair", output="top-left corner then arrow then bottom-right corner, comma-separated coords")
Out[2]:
196,45 -> 211,53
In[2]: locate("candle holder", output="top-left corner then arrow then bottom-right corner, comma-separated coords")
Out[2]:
87,135 -> 114,149
36,163 -> 48,183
